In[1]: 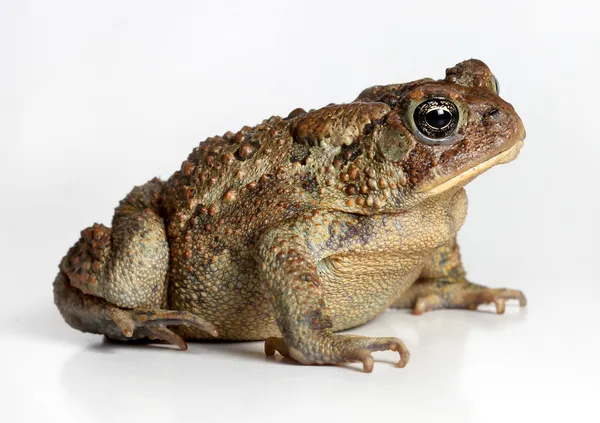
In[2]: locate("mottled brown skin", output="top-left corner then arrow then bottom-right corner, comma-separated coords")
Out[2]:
54,59 -> 527,372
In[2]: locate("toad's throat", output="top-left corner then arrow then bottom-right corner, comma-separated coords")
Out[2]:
418,139 -> 524,196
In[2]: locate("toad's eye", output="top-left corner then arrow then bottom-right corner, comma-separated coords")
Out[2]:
413,99 -> 460,141
492,74 -> 500,94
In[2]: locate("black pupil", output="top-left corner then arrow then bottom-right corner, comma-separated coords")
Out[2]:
413,99 -> 459,140
425,108 -> 452,129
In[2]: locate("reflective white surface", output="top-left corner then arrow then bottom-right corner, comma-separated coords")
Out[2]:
3,295 -> 597,422
1,1 -> 599,422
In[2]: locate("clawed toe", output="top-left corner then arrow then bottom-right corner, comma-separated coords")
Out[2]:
265,337 -> 290,357
388,340 -> 410,368
480,289 -> 527,314
357,352 -> 374,373
131,310 -> 219,337
412,293 -> 443,315
264,335 -> 410,373
141,326 -> 189,351
337,336 -> 411,372
108,307 -> 218,349
412,286 -> 527,315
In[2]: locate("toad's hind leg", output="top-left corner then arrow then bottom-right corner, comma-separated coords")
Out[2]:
54,179 -> 218,348
53,272 -> 217,349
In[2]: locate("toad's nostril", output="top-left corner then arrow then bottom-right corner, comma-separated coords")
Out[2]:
483,108 -> 501,123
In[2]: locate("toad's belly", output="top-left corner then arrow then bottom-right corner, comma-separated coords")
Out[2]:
171,189 -> 467,340
319,251 -> 426,330
171,250 -> 427,341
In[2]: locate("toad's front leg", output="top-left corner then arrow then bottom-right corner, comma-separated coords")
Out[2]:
258,211 -> 410,373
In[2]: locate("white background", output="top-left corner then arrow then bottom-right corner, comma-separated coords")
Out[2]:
1,1 -> 599,422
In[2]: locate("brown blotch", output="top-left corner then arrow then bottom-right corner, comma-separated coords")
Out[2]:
235,143 -> 257,161
223,153 -> 235,165
223,189 -> 237,202
182,161 -> 196,176
334,142 -> 362,166
292,103 -> 390,147
259,174 -> 272,183
286,108 -> 307,119
439,139 -> 470,165
404,143 -> 435,185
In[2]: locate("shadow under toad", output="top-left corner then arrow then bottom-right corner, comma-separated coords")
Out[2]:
54,305 -> 527,421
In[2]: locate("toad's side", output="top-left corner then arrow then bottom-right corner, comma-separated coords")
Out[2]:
54,59 -> 526,372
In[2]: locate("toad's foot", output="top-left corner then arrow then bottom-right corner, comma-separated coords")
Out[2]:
406,282 -> 527,315
54,270 -> 218,350
108,308 -> 219,351
265,335 -> 410,373
391,240 -> 527,316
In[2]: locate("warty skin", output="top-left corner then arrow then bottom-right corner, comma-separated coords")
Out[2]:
55,59 -> 526,372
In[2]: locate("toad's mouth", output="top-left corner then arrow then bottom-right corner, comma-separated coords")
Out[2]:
417,139 -> 524,196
